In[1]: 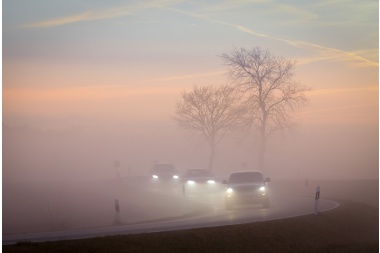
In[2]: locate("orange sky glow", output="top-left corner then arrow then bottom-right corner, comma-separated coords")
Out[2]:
3,0 -> 378,180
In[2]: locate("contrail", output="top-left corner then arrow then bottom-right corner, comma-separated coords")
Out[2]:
159,5 -> 378,67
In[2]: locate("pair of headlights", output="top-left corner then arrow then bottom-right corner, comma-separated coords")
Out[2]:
152,175 -> 179,179
151,175 -> 216,184
187,180 -> 216,184
226,186 -> 266,193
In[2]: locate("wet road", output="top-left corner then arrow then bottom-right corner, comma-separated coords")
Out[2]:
3,177 -> 339,245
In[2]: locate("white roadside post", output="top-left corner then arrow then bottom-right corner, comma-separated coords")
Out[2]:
314,186 -> 320,215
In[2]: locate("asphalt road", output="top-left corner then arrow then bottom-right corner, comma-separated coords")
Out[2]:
3,177 -> 339,245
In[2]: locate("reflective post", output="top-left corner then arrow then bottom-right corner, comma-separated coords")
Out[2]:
314,186 -> 320,215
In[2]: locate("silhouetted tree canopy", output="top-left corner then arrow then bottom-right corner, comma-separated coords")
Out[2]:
221,47 -> 310,169
173,85 -> 247,170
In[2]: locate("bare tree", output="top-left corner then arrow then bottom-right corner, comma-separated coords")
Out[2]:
173,85 -> 247,170
221,47 -> 310,170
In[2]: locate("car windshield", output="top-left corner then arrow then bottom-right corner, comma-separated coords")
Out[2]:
229,172 -> 263,184
186,169 -> 212,177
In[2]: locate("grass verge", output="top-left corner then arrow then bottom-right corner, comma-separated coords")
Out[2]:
3,199 -> 378,253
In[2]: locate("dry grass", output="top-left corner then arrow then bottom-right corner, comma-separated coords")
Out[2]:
4,199 -> 378,253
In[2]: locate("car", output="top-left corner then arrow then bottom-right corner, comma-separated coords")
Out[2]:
181,168 -> 217,185
223,170 -> 270,210
150,163 -> 179,181
181,168 -> 218,195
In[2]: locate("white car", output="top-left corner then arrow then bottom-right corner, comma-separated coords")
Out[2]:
223,170 -> 270,210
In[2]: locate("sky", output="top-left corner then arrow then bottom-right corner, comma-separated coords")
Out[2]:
2,0 -> 379,181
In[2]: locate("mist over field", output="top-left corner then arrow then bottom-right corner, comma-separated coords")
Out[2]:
3,77 -> 379,236
3,117 -> 378,182
3,115 -> 378,235
2,0 -> 378,241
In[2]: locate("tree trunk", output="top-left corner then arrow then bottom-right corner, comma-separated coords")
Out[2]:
258,113 -> 267,171
258,132 -> 267,171
257,83 -> 267,172
208,141 -> 215,170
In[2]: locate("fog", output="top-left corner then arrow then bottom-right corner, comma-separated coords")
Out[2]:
3,118 -> 378,182
3,112 -> 378,235
2,0 -> 378,245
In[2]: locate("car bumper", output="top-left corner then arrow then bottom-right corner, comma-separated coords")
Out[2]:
225,192 -> 269,205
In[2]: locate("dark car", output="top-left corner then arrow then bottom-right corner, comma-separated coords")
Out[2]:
150,163 -> 179,181
223,170 -> 270,210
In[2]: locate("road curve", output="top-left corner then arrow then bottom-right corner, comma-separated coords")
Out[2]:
2,195 -> 339,245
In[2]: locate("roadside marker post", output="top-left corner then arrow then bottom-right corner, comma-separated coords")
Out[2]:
314,186 -> 320,215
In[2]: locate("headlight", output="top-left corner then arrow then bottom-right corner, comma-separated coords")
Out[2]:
259,186 -> 266,191
187,180 -> 195,185
207,180 -> 216,184
226,188 -> 233,193
152,175 -> 158,179
173,175 -> 179,179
